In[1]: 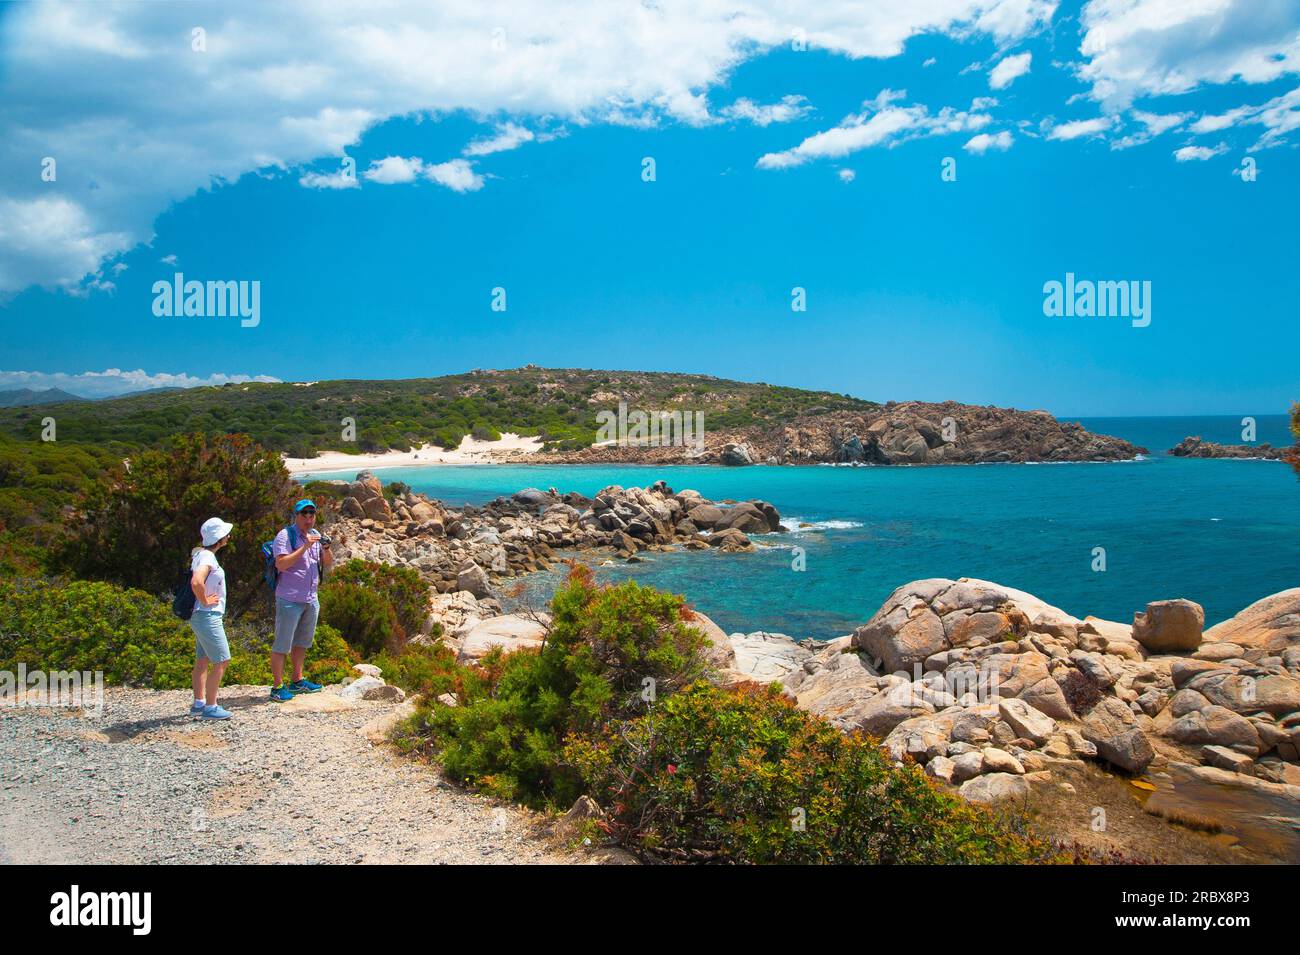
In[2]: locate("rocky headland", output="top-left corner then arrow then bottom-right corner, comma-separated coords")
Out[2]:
529,400 -> 1146,466
328,469 -> 781,590
1169,436 -> 1287,460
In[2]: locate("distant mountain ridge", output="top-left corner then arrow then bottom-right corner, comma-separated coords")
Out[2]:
0,366 -> 1141,464
0,387 -> 85,407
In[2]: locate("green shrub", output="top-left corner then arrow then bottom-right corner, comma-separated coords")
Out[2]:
0,437 -> 122,577
318,581 -> 397,656
384,481 -> 413,499
369,637 -> 485,702
401,565 -> 712,807
566,681 -> 1050,864
0,577 -> 356,689
327,559 -> 426,640
50,432 -> 298,617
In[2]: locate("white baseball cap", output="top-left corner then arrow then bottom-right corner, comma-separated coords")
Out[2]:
200,517 -> 234,547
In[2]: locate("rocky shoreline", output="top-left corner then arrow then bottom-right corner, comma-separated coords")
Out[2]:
1169,436 -> 1287,460
327,471 -> 783,597
319,471 -> 1300,851
524,401 -> 1147,466
720,580 -> 1300,808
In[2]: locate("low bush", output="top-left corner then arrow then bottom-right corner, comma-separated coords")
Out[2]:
326,559 -> 427,640
398,565 -> 712,807
0,578 -> 356,689
319,581 -> 398,656
368,637 -> 482,702
566,681 -> 1051,864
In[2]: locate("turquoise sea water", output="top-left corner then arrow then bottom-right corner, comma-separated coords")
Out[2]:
302,415 -> 1298,638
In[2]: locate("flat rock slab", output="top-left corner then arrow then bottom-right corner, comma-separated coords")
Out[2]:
457,614 -> 548,663
278,689 -> 359,714
959,772 -> 1030,804
729,632 -> 811,682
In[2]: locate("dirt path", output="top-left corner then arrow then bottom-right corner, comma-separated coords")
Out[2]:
0,685 -> 579,865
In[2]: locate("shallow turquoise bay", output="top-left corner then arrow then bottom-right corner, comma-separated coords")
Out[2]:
303,415 -> 1299,638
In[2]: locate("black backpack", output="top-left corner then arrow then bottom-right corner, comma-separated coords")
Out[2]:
171,565 -> 197,621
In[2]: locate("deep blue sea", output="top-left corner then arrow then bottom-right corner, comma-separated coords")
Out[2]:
302,415 -> 1299,638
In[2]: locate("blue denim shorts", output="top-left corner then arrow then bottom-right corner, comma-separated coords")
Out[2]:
191,609 -> 231,663
273,597 -> 319,654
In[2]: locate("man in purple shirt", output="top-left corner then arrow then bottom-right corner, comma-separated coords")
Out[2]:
269,499 -> 335,701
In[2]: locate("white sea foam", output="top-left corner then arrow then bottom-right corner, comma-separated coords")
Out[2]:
772,517 -> 864,534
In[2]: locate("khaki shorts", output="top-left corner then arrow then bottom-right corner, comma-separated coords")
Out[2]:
273,597 -> 319,654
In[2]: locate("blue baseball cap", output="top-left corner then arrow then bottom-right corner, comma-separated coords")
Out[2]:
293,499 -> 317,513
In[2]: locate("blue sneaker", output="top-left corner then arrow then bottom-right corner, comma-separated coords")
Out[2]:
289,678 -> 322,694
190,700 -> 206,716
269,685 -> 295,702
201,704 -> 232,720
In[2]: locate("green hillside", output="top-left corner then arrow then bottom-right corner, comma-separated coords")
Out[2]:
0,367 -> 876,457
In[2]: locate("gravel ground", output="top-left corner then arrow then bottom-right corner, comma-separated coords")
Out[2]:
0,684 -> 581,865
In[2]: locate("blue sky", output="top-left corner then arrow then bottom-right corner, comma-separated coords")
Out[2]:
1,1 -> 1298,415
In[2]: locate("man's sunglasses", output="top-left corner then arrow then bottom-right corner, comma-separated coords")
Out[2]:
299,508 -> 317,516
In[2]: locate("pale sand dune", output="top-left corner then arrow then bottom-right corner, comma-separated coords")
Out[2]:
284,432 -> 545,475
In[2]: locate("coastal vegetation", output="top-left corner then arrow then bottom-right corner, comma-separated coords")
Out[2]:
0,367 -> 876,457
50,432 -> 297,617
319,559 -> 429,655
567,681 -> 1048,864
395,565 -> 713,806
391,565 -> 1048,864
0,436 -> 124,576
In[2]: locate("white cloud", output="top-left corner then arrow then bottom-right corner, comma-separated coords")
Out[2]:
838,168 -> 856,182
1078,0 -> 1300,108
1252,86 -> 1300,147
719,95 -> 811,126
363,156 -> 425,184
0,196 -> 129,294
1046,116 -> 1113,140
964,130 -> 1014,153
757,89 -> 991,169
974,0 -> 1059,39
922,57 -> 937,67
1111,108 -> 1192,148
989,52 -> 1032,90
1133,109 -> 1191,136
1191,106 -> 1255,134
298,168 -> 359,190
1174,143 -> 1227,161
463,123 -> 535,156
0,368 -> 281,399
422,159 -> 485,192
1188,87 -> 1300,148
160,254 -> 178,266
0,0 -> 1061,294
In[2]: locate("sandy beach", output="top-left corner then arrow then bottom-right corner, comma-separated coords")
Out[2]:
285,432 -> 546,475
